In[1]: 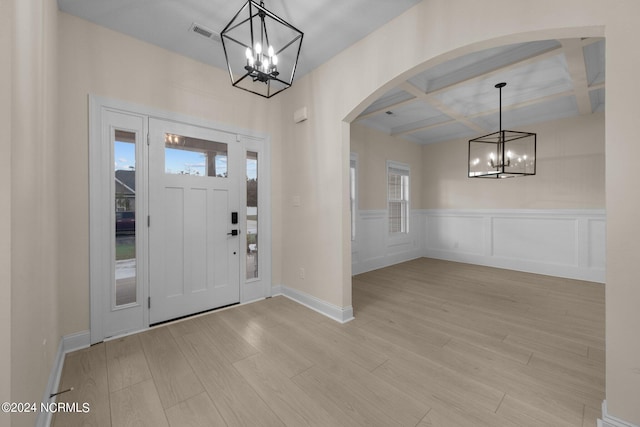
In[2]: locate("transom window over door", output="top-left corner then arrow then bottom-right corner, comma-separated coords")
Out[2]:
387,161 -> 409,234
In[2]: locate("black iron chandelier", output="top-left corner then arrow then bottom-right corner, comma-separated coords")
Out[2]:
221,0 -> 303,98
468,82 -> 536,178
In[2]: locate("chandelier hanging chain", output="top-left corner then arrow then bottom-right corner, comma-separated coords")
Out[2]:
491,82 -> 509,169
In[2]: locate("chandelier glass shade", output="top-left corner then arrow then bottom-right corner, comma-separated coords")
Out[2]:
221,0 -> 303,98
468,83 -> 536,178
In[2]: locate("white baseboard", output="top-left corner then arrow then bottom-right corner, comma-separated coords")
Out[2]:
599,401 -> 640,427
36,331 -> 90,427
272,284 -> 354,323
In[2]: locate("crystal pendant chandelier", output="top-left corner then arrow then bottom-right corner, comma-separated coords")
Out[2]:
221,0 -> 303,98
468,83 -> 536,178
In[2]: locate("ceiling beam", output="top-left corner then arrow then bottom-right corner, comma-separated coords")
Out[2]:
393,89 -> 575,137
396,82 -> 485,135
355,96 -> 417,121
561,38 -> 592,115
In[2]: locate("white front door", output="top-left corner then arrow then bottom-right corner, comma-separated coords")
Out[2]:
148,118 -> 241,324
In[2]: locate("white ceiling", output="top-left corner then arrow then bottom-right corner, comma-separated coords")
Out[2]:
56,0 -> 421,78
57,1 -> 605,145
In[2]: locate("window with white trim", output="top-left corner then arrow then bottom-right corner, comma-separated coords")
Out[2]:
387,161 -> 409,234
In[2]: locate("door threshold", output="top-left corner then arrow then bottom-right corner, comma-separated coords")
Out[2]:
150,302 -> 240,328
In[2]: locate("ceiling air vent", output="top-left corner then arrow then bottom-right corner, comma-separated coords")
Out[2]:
189,23 -> 220,42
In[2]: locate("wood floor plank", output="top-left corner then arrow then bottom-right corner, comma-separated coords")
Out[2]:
372,355 -> 505,414
265,314 -> 388,373
175,330 -> 285,426
234,353 -> 344,426
165,392 -> 227,427
199,311 -> 260,363
496,393 -> 578,427
106,334 -> 152,392
110,379 -> 169,427
52,343 -> 111,427
138,327 -> 204,409
291,363 -> 429,427
441,338 -> 598,420
423,400 -> 522,427
583,404 -> 602,427
216,305 -> 314,378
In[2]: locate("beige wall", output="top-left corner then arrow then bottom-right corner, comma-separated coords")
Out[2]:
280,0 -> 639,423
57,12 -> 284,336
6,1 -> 60,426
0,0 -> 13,425
422,113 -> 605,209
350,112 -> 604,212
350,122 -> 423,210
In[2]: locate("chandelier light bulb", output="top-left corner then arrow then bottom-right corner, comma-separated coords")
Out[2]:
245,47 -> 252,60
255,42 -> 262,55
272,54 -> 278,66
268,45 -> 274,57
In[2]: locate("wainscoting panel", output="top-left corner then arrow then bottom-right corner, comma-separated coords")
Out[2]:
492,216 -> 577,265
424,214 -> 485,256
422,209 -> 605,283
351,210 -> 423,275
589,218 -> 606,270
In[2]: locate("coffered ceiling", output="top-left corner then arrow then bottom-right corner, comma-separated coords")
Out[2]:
355,38 -> 605,145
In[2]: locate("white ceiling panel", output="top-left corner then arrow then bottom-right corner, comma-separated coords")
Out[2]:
435,54 -> 573,117
361,88 -> 415,116
470,95 -> 579,131
407,122 -> 476,145
408,40 -> 561,93
361,100 -> 448,132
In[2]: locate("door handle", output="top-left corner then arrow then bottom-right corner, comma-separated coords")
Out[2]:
227,229 -> 240,236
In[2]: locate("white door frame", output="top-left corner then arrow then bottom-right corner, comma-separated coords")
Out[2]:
89,95 -> 272,344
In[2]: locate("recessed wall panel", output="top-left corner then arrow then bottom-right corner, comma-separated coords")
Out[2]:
493,217 -> 577,265
426,215 -> 484,255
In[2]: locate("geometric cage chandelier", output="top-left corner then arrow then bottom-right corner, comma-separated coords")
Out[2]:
468,82 -> 536,178
221,0 -> 303,98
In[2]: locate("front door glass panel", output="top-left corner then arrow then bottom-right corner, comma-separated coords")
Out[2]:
246,151 -> 258,279
114,130 -> 137,306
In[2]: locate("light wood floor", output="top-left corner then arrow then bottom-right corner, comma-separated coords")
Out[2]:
53,258 -> 605,427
